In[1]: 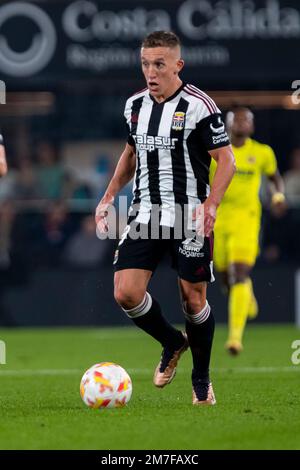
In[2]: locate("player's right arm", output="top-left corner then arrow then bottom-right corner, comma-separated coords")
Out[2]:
95,143 -> 136,232
0,133 -> 8,177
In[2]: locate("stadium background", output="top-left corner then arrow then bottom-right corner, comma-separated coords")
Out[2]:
0,0 -> 299,328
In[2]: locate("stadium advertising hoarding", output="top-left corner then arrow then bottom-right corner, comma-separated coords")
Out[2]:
0,0 -> 299,86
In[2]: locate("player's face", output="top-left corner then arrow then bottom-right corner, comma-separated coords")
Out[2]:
141,46 -> 184,99
230,110 -> 254,138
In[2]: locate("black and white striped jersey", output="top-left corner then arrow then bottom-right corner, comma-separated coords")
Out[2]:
124,83 -> 230,227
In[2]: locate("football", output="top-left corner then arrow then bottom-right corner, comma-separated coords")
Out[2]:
80,362 -> 132,409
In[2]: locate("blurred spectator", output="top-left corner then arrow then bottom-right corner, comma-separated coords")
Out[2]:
0,200 -> 15,325
36,141 -> 66,199
0,157 -> 38,201
15,157 -> 38,199
94,155 -> 110,199
262,204 -> 300,264
0,201 -> 29,325
63,215 -> 108,267
0,200 -> 15,269
284,148 -> 300,207
0,169 -> 17,201
64,153 -> 110,200
30,201 -> 74,266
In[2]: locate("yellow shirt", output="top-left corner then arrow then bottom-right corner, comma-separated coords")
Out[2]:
210,138 -> 277,223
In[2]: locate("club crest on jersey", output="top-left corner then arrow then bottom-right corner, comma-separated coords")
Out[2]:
248,156 -> 256,164
172,112 -> 185,131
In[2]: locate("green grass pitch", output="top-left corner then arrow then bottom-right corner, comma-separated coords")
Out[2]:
0,325 -> 299,450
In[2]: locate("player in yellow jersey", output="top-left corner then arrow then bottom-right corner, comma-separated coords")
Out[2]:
210,107 -> 285,355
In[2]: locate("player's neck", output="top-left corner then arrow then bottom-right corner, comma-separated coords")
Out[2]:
231,136 -> 248,148
151,79 -> 183,103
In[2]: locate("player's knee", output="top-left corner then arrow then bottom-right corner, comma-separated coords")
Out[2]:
229,264 -> 251,284
183,294 -> 206,315
230,271 -> 248,284
233,274 -> 247,284
114,286 -> 144,310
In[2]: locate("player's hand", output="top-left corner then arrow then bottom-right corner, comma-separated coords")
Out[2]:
95,194 -> 114,234
192,204 -> 204,237
271,192 -> 287,218
192,199 -> 216,237
199,198 -> 217,237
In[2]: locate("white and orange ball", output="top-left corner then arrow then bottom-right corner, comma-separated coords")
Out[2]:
80,362 -> 132,409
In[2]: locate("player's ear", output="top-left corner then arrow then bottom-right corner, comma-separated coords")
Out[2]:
176,59 -> 184,73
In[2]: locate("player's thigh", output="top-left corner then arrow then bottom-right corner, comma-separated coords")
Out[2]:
113,221 -> 165,305
228,262 -> 252,283
171,235 -> 214,284
113,222 -> 165,273
114,269 -> 152,305
213,227 -> 229,272
227,222 -> 259,267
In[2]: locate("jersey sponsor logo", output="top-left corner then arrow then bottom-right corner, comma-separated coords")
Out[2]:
133,134 -> 178,152
171,111 -> 185,131
210,117 -> 225,134
212,133 -> 228,145
236,169 -> 255,176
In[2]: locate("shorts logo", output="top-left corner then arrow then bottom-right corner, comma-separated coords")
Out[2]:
182,237 -> 204,250
179,237 -> 204,258
172,112 -> 185,131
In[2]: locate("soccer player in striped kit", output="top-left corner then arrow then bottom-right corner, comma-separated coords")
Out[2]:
96,31 -> 235,405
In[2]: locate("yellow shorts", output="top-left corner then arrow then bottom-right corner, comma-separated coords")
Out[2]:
213,214 -> 260,272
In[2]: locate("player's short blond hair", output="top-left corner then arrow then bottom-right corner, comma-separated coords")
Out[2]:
141,31 -> 181,49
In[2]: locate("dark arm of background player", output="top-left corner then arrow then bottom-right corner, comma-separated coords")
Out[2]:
268,170 -> 286,214
268,170 -> 285,196
0,144 -> 8,177
201,145 -> 236,237
95,143 -> 136,224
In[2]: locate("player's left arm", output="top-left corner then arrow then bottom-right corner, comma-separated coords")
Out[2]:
203,146 -> 236,236
0,134 -> 8,177
193,111 -> 235,236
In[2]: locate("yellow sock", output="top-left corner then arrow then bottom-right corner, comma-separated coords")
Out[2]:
247,278 -> 258,319
228,281 -> 252,345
